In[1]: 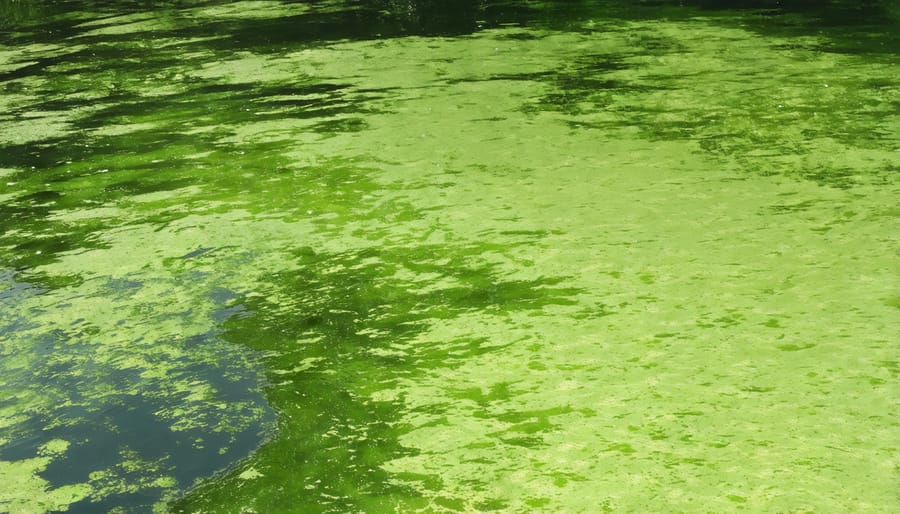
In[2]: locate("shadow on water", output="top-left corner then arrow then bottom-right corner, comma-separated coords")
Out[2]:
491,2 -> 897,189
0,74 -> 385,273
171,243 -> 583,513
2,0 -> 892,201
3,0 -> 896,50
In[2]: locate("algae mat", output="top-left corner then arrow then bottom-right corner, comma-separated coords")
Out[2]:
0,0 -> 897,512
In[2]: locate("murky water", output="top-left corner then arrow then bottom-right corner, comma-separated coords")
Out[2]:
1,0 -> 897,512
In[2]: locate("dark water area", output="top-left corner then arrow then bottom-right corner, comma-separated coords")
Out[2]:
0,0 -> 897,512
3,1 -> 899,46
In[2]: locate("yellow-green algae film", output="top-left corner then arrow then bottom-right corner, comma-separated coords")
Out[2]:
0,0 -> 897,512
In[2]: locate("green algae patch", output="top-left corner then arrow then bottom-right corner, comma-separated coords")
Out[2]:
37,439 -> 70,457
170,242 -> 587,513
1,1 -> 898,513
175,17 -> 895,512
0,453 -> 91,514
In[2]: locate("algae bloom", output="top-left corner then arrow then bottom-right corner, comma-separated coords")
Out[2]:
0,1 -> 897,512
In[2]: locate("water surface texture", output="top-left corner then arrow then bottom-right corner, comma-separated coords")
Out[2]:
1,0 -> 898,512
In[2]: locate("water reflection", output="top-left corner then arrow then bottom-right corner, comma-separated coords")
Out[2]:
0,266 -> 275,512
0,0 -> 48,28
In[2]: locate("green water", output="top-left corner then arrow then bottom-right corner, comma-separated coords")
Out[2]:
1,0 -> 897,512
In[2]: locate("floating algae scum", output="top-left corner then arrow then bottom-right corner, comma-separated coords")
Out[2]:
0,0 -> 897,512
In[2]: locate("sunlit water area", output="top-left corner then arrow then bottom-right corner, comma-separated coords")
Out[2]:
0,0 -> 897,512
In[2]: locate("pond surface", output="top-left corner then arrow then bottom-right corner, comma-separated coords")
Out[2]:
1,0 -> 898,512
